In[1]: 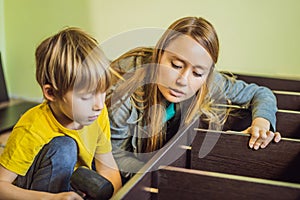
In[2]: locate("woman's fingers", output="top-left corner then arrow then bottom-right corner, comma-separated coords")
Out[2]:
260,131 -> 275,149
249,129 -> 281,150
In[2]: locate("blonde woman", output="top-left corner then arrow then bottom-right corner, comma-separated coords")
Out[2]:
107,16 -> 281,183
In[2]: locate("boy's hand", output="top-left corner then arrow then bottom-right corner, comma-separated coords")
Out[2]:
243,117 -> 281,150
51,191 -> 84,200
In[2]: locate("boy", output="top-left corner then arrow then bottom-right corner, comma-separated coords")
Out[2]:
0,27 -> 121,199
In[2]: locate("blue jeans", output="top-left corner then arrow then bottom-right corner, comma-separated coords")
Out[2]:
13,136 -> 78,193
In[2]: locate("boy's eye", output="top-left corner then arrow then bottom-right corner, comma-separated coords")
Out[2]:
81,97 -> 92,100
81,94 -> 93,100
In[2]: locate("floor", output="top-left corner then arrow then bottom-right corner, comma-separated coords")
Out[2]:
0,131 -> 10,155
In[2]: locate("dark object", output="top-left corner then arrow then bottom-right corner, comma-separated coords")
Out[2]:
70,167 -> 114,200
0,51 -> 38,133
0,101 -> 38,133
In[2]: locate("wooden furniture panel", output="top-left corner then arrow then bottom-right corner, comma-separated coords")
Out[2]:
157,166 -> 300,200
223,72 -> 300,111
229,73 -> 300,92
275,93 -> 300,111
222,109 -> 300,139
276,112 -> 300,139
113,120 -> 300,199
111,119 -> 200,200
190,130 -> 300,183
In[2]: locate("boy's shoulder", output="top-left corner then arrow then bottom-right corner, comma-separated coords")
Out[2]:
96,105 -> 109,124
13,102 -> 53,131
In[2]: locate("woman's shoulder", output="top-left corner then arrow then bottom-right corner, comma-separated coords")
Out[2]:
117,47 -> 154,60
111,47 -> 154,73
209,70 -> 238,86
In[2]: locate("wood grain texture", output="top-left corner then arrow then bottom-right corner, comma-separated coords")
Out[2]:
224,72 -> 300,111
230,73 -> 300,92
191,131 -> 300,183
111,119 -> 200,200
222,108 -> 300,139
157,166 -> 300,200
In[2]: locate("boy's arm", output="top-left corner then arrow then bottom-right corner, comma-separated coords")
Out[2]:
0,164 -> 82,200
94,152 -> 122,194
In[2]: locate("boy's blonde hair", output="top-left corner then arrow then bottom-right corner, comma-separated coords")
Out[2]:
35,27 -> 111,99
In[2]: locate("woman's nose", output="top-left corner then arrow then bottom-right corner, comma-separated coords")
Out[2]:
176,70 -> 189,86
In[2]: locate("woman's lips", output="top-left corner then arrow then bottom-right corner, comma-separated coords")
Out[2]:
169,88 -> 185,97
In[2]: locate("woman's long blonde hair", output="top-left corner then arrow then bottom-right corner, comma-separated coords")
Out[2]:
109,17 -> 226,152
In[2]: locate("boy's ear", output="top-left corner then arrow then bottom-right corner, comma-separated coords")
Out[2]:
42,84 -> 56,102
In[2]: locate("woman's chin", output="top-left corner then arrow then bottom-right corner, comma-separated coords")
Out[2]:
164,95 -> 183,103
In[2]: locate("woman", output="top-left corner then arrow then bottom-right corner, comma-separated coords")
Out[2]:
106,16 -> 281,182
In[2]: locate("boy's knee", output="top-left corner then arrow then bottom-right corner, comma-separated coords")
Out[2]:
52,136 -> 77,153
48,136 -> 78,164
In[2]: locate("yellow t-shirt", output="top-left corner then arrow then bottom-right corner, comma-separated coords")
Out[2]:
0,102 -> 111,176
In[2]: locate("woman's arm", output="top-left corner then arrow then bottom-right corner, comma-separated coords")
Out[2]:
109,97 -> 146,179
107,49 -> 154,179
212,72 -> 281,149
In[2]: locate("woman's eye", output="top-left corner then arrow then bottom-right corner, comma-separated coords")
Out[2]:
193,71 -> 203,77
171,62 -> 183,69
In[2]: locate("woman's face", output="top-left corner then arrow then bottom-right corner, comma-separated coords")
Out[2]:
157,35 -> 213,103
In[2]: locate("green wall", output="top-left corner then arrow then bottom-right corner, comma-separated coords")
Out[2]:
2,0 -> 300,100
3,0 -> 93,100
0,0 -> 6,70
90,0 -> 300,79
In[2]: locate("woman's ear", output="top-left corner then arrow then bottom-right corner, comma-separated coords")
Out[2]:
42,84 -> 56,102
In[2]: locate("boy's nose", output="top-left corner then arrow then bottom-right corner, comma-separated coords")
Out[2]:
93,93 -> 105,111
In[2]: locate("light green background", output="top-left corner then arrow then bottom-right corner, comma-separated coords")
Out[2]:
1,0 -> 299,100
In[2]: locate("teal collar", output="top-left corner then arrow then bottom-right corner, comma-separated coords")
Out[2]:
164,102 -> 175,123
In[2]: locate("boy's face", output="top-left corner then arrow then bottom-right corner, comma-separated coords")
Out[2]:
53,90 -> 106,130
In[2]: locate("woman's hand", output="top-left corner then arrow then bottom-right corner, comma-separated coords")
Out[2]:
243,117 -> 281,150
